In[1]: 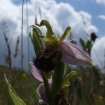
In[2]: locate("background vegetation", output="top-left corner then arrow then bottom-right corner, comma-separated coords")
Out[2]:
0,63 -> 105,105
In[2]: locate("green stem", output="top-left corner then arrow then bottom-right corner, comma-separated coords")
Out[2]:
41,72 -> 55,105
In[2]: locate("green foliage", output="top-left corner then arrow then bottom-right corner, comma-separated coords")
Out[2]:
80,38 -> 86,51
4,74 -> 26,105
51,61 -> 67,96
0,66 -> 39,105
80,38 -> 92,52
29,25 -> 45,56
31,85 -> 39,100
1,65 -> 105,105
86,40 -> 92,49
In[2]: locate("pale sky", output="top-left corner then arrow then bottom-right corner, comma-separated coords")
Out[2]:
0,0 -> 105,72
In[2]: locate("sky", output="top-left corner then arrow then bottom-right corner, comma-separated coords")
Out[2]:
0,0 -> 105,72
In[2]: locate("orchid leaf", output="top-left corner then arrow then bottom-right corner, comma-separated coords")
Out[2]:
4,74 -> 26,105
29,25 -> 45,56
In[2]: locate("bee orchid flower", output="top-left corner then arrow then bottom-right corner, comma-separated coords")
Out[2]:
34,20 -> 92,72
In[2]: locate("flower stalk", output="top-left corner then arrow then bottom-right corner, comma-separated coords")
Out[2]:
41,72 -> 56,105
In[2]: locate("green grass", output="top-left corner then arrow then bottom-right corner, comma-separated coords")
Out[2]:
0,65 -> 39,105
0,65 -> 105,105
